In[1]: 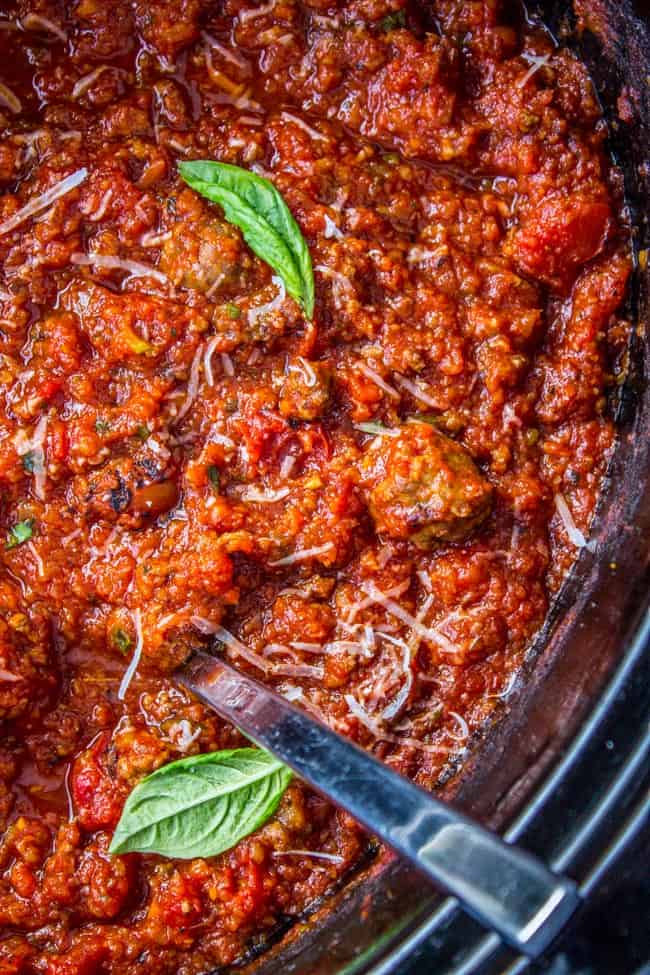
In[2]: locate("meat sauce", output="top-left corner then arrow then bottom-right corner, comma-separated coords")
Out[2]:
0,1 -> 631,972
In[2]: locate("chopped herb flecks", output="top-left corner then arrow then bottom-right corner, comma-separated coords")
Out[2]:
379,9 -> 406,31
111,627 -> 132,654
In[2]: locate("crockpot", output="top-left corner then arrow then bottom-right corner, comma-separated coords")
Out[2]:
228,2 -> 650,972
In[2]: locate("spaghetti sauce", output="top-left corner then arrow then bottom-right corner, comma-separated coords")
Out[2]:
0,0 -> 631,972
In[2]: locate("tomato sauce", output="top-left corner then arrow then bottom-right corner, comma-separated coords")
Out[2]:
0,1 -> 631,972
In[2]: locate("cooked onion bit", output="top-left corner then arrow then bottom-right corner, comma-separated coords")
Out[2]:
109,747 -> 292,859
178,160 -> 315,318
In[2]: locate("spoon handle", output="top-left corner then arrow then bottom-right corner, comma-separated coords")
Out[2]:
180,652 -> 580,958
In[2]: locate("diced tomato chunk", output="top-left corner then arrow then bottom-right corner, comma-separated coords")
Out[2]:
512,195 -> 610,288
70,733 -> 122,832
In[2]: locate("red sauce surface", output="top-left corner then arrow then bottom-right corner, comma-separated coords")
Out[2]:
0,1 -> 631,972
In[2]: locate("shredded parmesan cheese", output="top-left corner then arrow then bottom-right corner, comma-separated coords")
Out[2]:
263,643 -> 298,660
323,213 -> 343,239
209,429 -> 236,449
345,580 -> 410,623
241,486 -> 290,503
0,168 -> 87,237
344,693 -> 386,737
356,362 -> 400,400
248,276 -> 286,325
280,454 -> 297,478
379,636 -> 413,722
289,641 -> 323,654
175,344 -> 204,423
221,353 -> 235,377
27,541 -> 45,578
353,422 -> 399,438
280,111 -> 328,142
61,528 -> 82,546
117,609 -> 144,700
202,32 -> 250,69
71,66 -> 113,99
80,188 -> 113,222
272,849 -> 344,863
315,264 -> 355,296
311,13 -> 341,28
190,619 -> 269,673
140,229 -> 172,247
166,719 -> 201,751
447,710 -> 470,743
239,1 -> 276,23
269,541 -> 334,567
70,252 -> 169,286
204,46 -> 244,95
289,357 -> 317,387
203,336 -> 220,387
345,694 -> 449,754
554,493 -> 594,550
395,374 -> 440,409
271,662 -> 324,679
518,52 -> 552,88
360,583 -> 457,655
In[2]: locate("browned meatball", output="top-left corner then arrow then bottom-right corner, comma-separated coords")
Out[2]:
360,421 -> 492,547
159,189 -> 247,296
278,358 -> 332,421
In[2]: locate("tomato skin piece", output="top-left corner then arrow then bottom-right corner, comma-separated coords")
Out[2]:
49,420 -> 69,463
70,733 -> 123,833
512,195 -> 611,289
37,378 -> 63,402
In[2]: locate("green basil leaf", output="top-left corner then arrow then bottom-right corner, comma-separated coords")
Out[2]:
6,519 -> 34,550
109,746 -> 292,859
178,160 -> 314,319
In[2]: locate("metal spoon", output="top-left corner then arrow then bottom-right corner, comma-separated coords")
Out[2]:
180,652 -> 580,958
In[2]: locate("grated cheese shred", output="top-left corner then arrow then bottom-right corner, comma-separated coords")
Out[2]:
269,541 -> 334,567
0,168 -> 88,237
554,493 -> 594,551
117,609 -> 144,700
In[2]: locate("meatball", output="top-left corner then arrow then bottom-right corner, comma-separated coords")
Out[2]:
159,189 -> 247,296
278,358 -> 331,421
360,421 -> 492,547
510,194 -> 611,291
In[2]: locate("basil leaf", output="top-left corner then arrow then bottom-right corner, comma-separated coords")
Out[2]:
6,519 -> 34,549
109,747 -> 292,859
178,161 -> 314,319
